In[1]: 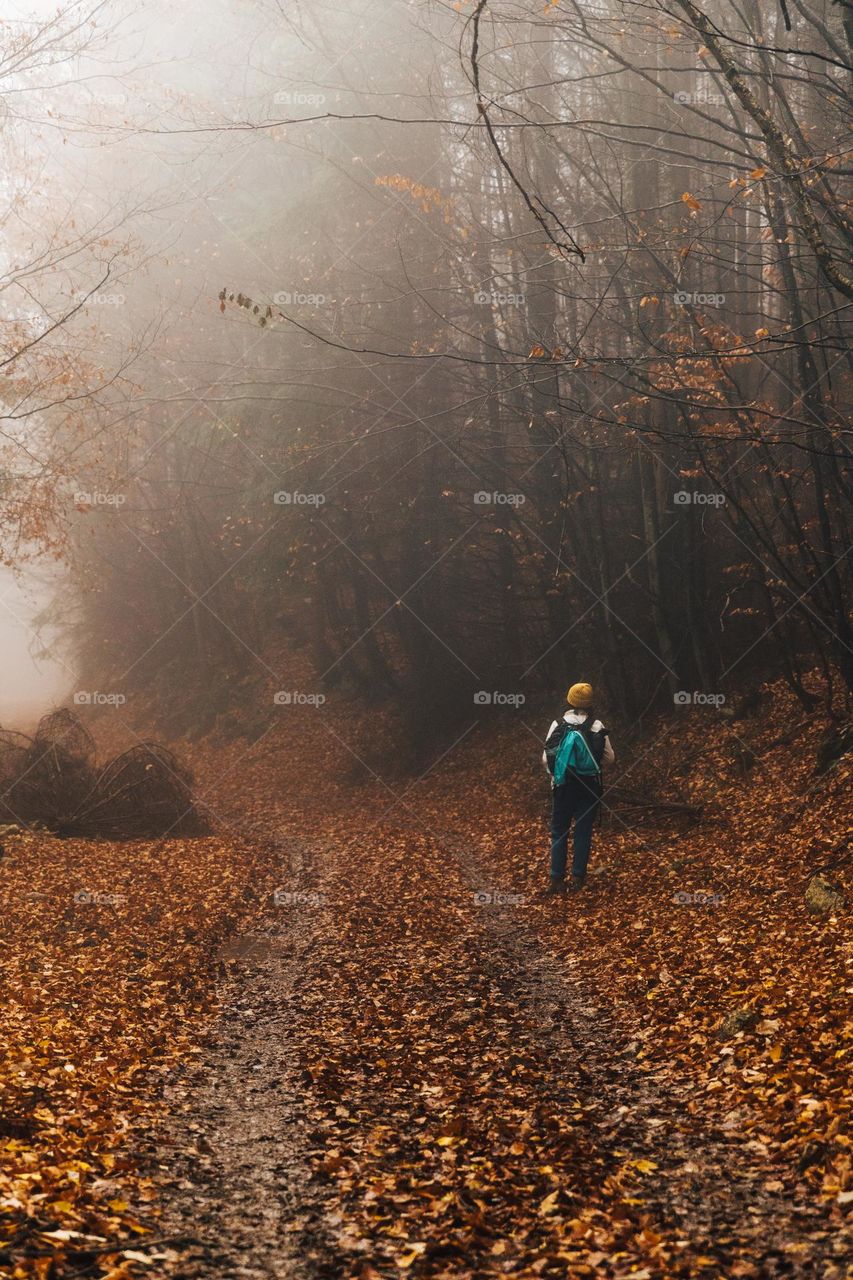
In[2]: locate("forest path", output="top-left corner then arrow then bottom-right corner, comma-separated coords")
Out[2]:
149,785 -> 839,1280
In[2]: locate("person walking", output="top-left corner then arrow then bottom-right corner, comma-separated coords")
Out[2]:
541,682 -> 614,896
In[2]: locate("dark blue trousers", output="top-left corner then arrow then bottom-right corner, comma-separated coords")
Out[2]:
550,779 -> 600,882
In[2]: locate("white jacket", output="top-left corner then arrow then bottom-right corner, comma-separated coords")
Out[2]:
542,709 -> 615,773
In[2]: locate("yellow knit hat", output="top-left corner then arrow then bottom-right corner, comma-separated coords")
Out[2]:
567,682 -> 594,709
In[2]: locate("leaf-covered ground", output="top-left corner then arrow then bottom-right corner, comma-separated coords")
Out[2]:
1,672 -> 850,1277
0,828 -> 283,1275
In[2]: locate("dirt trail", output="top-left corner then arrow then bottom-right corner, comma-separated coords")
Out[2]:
147,774 -> 843,1279
147,832 -> 331,1280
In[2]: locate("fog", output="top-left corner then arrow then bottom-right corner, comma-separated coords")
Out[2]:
0,0 -> 849,738
1,6 -> 850,1268
0,565 -> 66,725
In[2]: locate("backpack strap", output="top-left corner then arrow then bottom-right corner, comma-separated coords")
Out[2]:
587,722 -> 607,765
543,713 -> 570,775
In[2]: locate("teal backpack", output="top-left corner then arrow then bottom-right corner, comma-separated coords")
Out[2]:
548,721 -> 603,785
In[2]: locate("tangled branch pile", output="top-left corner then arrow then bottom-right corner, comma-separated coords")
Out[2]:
0,710 -> 208,838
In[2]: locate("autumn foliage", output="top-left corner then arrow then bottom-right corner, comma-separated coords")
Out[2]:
1,667 -> 849,1277
0,822 -> 280,1276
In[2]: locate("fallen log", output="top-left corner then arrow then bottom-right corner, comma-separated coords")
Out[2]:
0,709 -> 208,838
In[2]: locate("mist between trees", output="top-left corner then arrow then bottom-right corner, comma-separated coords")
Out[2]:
1,0 -> 850,747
